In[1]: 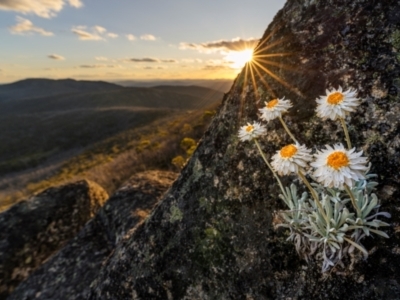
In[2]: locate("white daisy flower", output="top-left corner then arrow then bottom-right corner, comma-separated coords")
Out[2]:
271,143 -> 313,176
259,97 -> 292,122
315,86 -> 360,120
238,121 -> 266,141
311,143 -> 368,189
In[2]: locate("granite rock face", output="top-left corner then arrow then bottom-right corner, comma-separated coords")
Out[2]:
7,171 -> 177,300
0,180 -> 108,299
82,0 -> 400,299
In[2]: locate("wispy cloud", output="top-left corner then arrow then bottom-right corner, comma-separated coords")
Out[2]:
126,57 -> 177,63
48,54 -> 65,60
0,0 -> 83,18
180,37 -> 259,53
72,28 -> 102,40
107,33 -> 118,38
71,25 -> 114,41
93,25 -> 106,34
181,58 -> 202,63
68,0 -> 83,8
95,56 -> 108,61
9,16 -> 53,36
79,64 -> 119,68
126,34 -> 136,41
140,34 -> 156,41
202,65 -> 231,71
128,57 -> 158,62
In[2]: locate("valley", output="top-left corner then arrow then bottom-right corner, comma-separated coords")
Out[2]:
0,78 -> 226,211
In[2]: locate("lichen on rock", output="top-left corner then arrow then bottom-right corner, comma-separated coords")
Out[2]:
85,1 -> 400,299
0,180 -> 108,299
5,0 -> 400,299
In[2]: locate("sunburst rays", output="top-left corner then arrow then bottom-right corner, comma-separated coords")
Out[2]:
237,23 -> 305,121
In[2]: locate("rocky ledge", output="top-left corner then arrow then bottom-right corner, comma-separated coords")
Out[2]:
7,171 -> 177,300
0,180 -> 108,299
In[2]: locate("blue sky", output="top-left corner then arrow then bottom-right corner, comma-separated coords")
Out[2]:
0,0 -> 285,83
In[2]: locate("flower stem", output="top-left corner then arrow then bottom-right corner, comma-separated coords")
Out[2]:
344,184 -> 360,216
279,116 -> 298,144
297,171 -> 329,222
254,139 -> 287,198
339,118 -> 352,149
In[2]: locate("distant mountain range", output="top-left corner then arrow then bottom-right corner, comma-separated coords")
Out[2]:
0,79 -> 225,114
114,79 -> 233,93
0,78 -> 232,103
0,78 -> 121,102
0,78 -> 226,176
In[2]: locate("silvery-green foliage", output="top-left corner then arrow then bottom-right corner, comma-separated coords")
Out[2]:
277,184 -> 316,260
346,178 -> 391,241
277,177 -> 390,272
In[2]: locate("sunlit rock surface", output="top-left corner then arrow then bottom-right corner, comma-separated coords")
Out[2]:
0,180 -> 108,299
85,0 -> 400,299
8,171 -> 177,300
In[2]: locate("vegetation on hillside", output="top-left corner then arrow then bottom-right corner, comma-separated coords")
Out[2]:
0,80 -> 223,175
0,107 -> 217,211
0,79 -> 223,211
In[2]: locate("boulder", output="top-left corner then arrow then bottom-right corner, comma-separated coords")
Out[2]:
82,1 -> 400,299
8,171 -> 177,300
0,180 -> 108,299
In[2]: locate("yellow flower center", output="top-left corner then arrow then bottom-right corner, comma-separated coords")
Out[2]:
245,125 -> 254,132
266,99 -> 279,108
327,92 -> 344,105
280,144 -> 298,158
327,151 -> 349,170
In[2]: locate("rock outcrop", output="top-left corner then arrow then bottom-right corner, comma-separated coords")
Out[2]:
0,180 -> 108,299
6,0 -> 400,299
80,1 -> 399,299
8,171 -> 177,300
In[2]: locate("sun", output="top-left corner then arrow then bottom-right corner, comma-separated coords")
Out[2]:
225,49 -> 253,69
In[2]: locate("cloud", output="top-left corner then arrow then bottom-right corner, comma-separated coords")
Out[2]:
206,59 -> 226,65
72,28 -> 102,40
126,34 -> 136,41
202,65 -> 231,71
181,58 -> 202,63
9,16 -> 53,36
79,64 -> 119,68
140,34 -> 156,41
93,25 -> 106,34
143,66 -> 153,70
72,25 -> 109,41
125,57 -> 177,63
0,0 -> 83,18
179,37 -> 259,53
68,0 -> 83,8
48,54 -> 65,60
107,32 -> 118,38
95,56 -> 108,61
128,57 -> 158,63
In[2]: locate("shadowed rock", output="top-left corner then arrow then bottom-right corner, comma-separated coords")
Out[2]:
79,1 -> 399,299
7,171 -> 177,300
0,180 -> 108,299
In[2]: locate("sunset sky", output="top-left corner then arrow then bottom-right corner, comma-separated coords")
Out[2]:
0,0 -> 285,83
